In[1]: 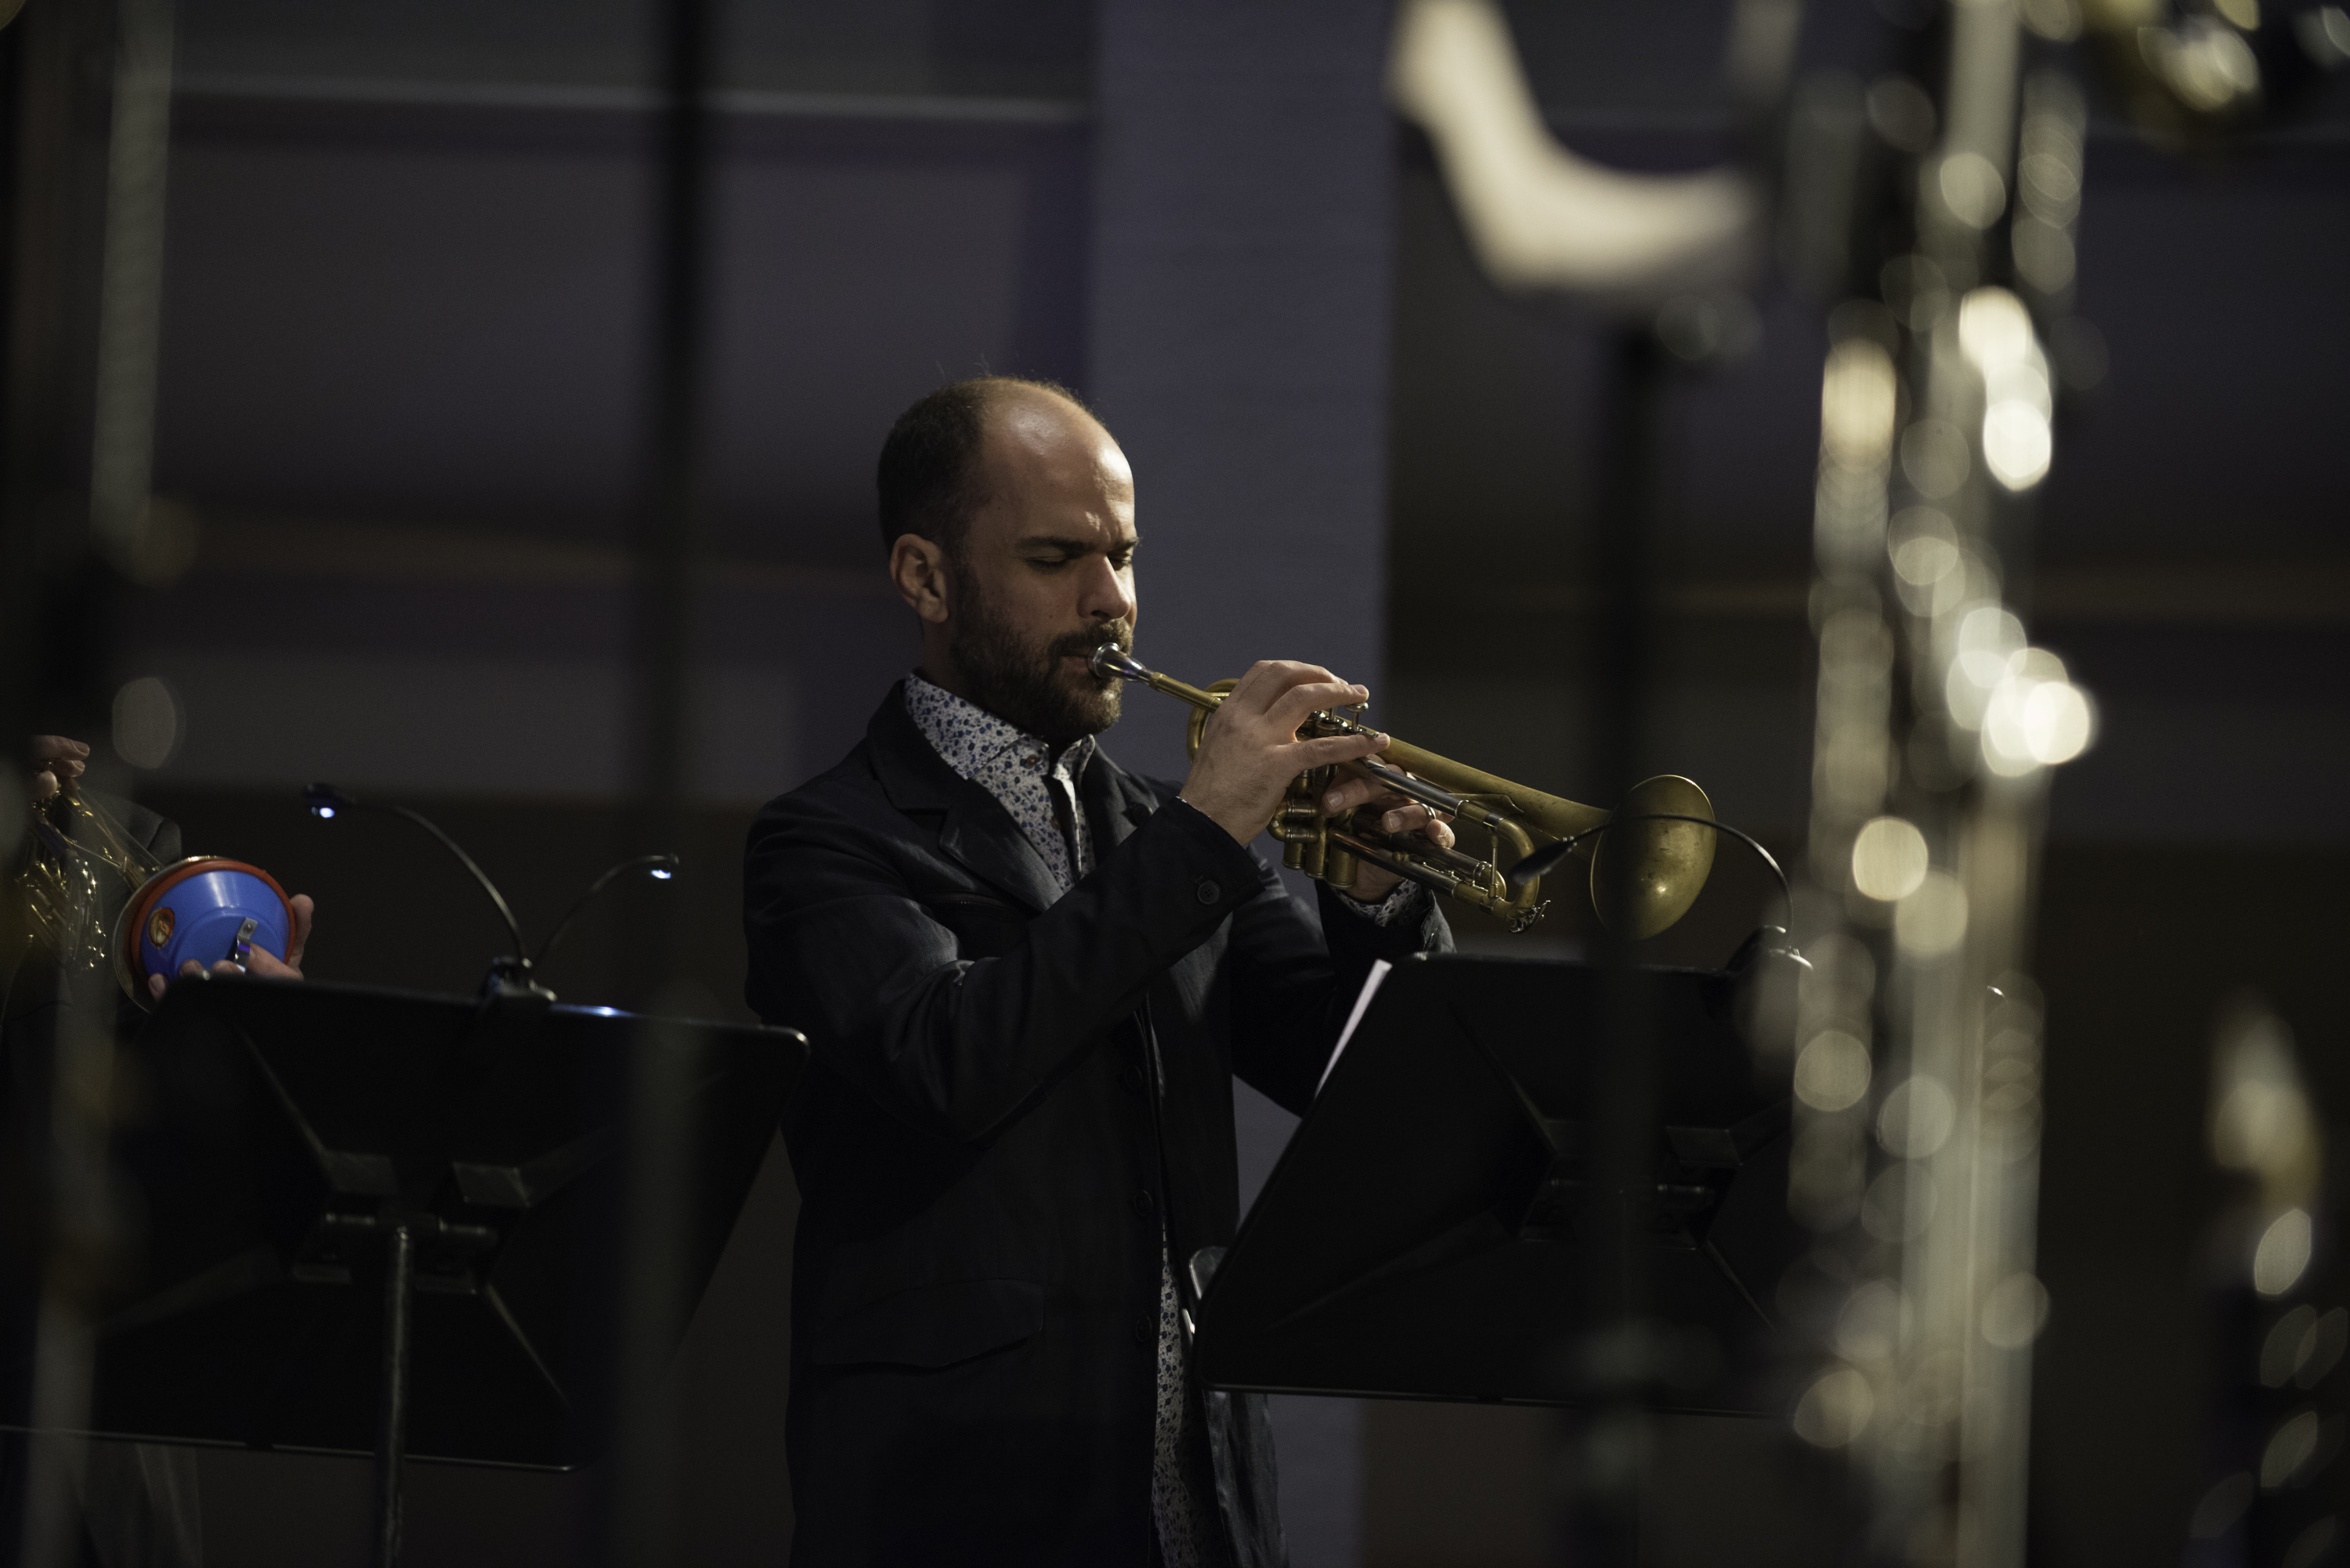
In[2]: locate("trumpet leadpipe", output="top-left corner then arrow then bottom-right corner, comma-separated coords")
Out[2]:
1089,645 -> 1220,709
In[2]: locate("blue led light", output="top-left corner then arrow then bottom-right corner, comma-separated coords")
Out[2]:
650,867 -> 674,880
312,806 -> 336,819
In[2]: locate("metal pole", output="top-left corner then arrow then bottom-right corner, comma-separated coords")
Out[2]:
2,1 -> 175,1561
373,1222 -> 415,1568
1566,327 -> 1670,1568
610,0 -> 713,1559
86,0 -> 174,570
625,0 -> 710,923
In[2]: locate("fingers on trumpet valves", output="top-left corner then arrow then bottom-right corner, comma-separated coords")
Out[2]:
1294,733 -> 1386,772
1390,807 -> 1455,847
1317,774 -> 1460,849
1361,800 -> 1455,847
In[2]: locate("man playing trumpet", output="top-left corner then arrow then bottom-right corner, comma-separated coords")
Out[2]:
743,377 -> 1453,1567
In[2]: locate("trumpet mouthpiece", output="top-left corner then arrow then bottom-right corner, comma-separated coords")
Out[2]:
1089,645 -> 1149,682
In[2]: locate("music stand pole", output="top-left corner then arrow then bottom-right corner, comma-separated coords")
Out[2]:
374,1222 -> 414,1568
327,1208 -> 493,1568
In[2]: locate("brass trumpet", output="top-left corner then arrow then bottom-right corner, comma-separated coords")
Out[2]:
1090,647 -> 1716,937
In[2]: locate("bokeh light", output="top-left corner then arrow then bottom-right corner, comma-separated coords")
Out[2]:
1945,605 -> 2027,729
2149,20 -> 2261,113
1796,1030 -> 1874,1111
111,675 -> 183,769
1983,399 -> 2053,490
1982,670 -> 2095,775
1822,338 -> 1897,469
2254,1208 -> 2314,1298
1894,871 -> 1969,956
1958,287 -> 2034,370
2210,1005 -> 2319,1201
1960,290 -> 2054,490
1852,816 -> 1929,901
1878,1076 -> 1957,1159
2261,1408 -> 2321,1489
2264,1306 -> 2320,1388
1862,1163 -> 1936,1242
1835,1281 -> 1910,1363
1899,418 -> 1971,499
1980,1274 -> 2052,1349
1793,1367 -> 1875,1448
2297,1309 -> 2350,1390
2189,1475 -> 2256,1540
1937,151 -> 2007,229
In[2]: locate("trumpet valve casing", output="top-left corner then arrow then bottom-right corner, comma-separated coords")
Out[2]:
1086,645 -> 1717,937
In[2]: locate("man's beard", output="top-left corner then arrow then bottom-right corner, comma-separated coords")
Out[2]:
949,591 -> 1130,745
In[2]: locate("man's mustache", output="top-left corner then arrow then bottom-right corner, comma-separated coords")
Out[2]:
1047,623 -> 1133,664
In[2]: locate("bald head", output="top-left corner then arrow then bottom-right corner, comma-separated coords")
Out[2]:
875,375 -> 1114,561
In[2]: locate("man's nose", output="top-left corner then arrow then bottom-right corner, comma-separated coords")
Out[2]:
1078,555 -> 1137,623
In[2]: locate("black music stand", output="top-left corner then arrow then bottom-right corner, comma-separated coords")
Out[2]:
1191,952 -> 1800,1415
48,974 -> 804,1563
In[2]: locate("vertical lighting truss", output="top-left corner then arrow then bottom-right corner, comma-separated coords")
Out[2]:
1781,10 -> 2095,1566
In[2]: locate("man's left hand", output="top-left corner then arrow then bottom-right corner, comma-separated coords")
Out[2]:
30,736 -> 89,803
149,893 -> 315,1001
1320,770 -> 1454,903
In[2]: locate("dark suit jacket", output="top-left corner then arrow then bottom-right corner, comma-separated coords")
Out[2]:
743,687 -> 1449,1567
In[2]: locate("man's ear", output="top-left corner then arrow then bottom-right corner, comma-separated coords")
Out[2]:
888,534 -> 953,625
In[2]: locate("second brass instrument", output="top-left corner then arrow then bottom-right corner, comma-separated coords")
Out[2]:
1090,647 -> 1715,937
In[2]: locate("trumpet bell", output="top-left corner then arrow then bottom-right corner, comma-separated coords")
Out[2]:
1590,775 -> 1716,940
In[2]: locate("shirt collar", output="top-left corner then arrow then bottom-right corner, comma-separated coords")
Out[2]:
903,672 -> 1097,786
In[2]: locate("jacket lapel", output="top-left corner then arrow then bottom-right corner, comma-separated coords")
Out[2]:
1080,744 -> 1157,854
867,685 -> 1064,915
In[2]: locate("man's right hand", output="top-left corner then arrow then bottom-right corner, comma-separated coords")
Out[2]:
1177,661 -> 1390,845
149,893 -> 315,1002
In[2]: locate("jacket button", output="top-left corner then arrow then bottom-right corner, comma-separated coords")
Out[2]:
1132,1188 -> 1156,1217
1195,878 -> 1220,905
1133,1314 -> 1155,1347
1120,1063 -> 1146,1095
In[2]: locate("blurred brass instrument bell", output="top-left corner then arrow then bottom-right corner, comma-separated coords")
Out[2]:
1090,647 -> 1715,937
